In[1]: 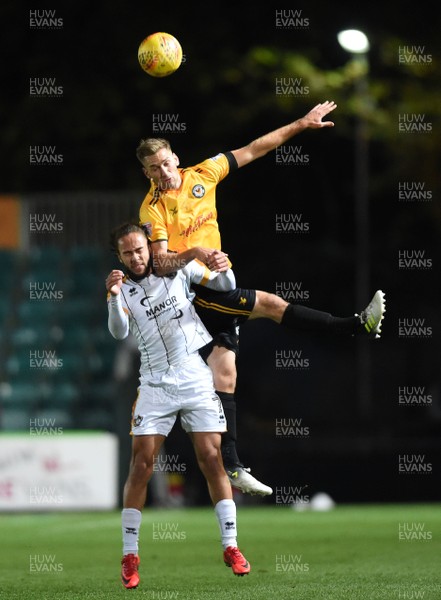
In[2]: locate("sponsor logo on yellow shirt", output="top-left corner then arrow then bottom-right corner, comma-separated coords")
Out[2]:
179,212 -> 214,238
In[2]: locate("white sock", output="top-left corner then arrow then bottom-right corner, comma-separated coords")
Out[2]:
122,508 -> 142,555
214,499 -> 237,549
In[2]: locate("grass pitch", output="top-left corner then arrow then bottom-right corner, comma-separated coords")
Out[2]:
1,504 -> 440,600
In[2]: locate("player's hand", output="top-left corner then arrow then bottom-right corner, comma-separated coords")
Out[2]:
192,247 -> 220,267
106,270 -> 124,295
303,101 -> 337,128
206,249 -> 229,272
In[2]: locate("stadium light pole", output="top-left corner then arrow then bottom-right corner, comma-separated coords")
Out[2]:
337,29 -> 372,418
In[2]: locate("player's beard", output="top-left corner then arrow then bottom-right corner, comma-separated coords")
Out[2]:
125,263 -> 151,281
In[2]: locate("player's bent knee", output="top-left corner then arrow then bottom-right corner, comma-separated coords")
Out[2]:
212,372 -> 236,393
129,456 -> 154,483
207,350 -> 237,391
251,290 -> 288,322
198,451 -> 224,476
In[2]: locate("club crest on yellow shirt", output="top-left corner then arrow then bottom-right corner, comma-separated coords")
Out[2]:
192,184 -> 205,198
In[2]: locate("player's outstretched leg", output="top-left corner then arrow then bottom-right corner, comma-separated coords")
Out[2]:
251,289 -> 386,338
355,290 -> 386,338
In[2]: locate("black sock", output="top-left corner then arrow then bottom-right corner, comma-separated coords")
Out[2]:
217,391 -> 242,469
281,303 -> 360,335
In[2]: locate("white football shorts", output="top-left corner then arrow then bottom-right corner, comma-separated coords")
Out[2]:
131,352 -> 226,436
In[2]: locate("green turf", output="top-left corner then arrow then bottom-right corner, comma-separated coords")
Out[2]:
1,504 -> 440,599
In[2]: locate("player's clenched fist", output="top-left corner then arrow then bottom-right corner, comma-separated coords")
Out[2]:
192,247 -> 229,272
106,270 -> 124,295
206,249 -> 229,272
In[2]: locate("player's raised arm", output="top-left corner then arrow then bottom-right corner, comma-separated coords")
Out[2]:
106,270 -> 129,340
231,100 -> 337,167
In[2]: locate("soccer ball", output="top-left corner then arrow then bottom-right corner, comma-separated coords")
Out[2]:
138,32 -> 182,78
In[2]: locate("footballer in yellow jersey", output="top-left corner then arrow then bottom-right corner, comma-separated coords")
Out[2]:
139,152 -> 232,256
134,103 -> 386,498
138,143 -> 253,350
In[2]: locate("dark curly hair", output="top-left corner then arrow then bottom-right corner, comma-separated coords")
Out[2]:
109,221 -> 149,255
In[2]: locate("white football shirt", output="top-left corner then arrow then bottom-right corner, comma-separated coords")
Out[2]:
108,261 -> 235,377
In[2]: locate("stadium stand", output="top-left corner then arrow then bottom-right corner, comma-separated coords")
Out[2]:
0,191 -> 148,506
0,244 -> 120,432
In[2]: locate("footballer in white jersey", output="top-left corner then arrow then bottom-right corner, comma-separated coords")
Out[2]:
106,222 -> 235,436
107,223 -> 252,587
109,260 -> 234,377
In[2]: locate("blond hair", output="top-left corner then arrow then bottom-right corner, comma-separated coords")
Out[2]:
136,138 -> 171,163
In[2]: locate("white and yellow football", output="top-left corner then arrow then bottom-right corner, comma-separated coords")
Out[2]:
138,32 -> 183,78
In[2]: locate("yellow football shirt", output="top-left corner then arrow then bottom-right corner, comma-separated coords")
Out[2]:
139,153 -> 231,254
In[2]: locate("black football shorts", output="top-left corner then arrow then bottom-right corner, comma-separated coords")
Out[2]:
191,283 -> 256,359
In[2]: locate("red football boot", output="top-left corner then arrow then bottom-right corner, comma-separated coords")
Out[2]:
121,553 -> 140,589
223,546 -> 251,576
